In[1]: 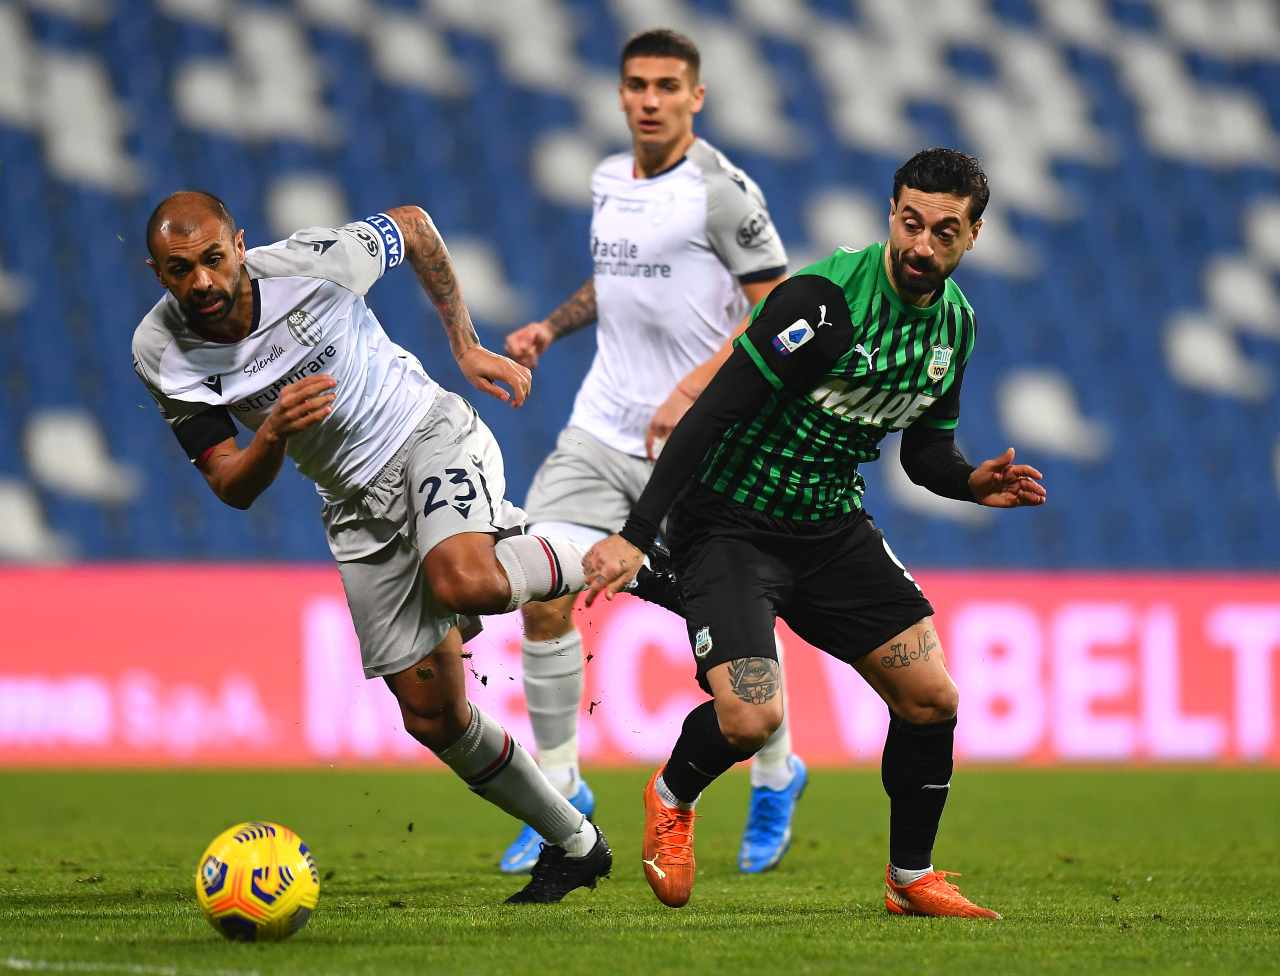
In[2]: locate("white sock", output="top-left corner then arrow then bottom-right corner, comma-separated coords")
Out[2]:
750,750 -> 794,791
522,630 -> 583,798
751,631 -> 794,790
495,534 -> 588,612
435,703 -> 585,850
890,864 -> 933,886
655,773 -> 696,811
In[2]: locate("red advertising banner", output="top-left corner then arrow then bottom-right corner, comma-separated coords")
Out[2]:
1,567 -> 1278,765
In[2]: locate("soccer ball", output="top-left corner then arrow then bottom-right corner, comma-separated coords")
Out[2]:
195,821 -> 320,942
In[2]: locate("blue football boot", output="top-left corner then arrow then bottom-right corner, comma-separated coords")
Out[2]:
738,757 -> 808,874
499,780 -> 596,874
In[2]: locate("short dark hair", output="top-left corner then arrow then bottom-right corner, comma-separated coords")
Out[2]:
893,148 -> 990,222
146,190 -> 236,259
620,28 -> 700,82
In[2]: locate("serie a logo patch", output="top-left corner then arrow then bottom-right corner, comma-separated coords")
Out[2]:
772,318 -> 814,355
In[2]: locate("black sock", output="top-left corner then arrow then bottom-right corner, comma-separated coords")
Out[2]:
661,700 -> 753,803
881,714 -> 956,870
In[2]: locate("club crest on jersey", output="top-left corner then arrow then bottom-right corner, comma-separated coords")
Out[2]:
927,345 -> 953,382
286,307 -> 322,346
772,319 -> 814,355
693,626 -> 713,659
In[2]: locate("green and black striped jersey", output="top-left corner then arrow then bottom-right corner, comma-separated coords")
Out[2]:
695,242 -> 976,520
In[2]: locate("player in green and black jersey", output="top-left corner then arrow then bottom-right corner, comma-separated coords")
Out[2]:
584,149 -> 1047,917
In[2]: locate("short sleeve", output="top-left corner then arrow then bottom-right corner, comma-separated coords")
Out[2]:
132,353 -> 236,461
703,163 -> 787,283
248,211 -> 407,296
734,274 -> 853,394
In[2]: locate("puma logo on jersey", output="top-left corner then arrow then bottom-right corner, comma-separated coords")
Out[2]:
854,343 -> 878,370
643,855 -> 667,880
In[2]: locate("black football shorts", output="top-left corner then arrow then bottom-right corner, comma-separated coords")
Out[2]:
666,486 -> 935,693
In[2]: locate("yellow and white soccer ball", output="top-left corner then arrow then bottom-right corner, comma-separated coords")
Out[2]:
195,821 -> 320,942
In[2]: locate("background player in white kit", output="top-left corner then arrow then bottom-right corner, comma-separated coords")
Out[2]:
133,191 -> 610,903
501,29 -> 806,875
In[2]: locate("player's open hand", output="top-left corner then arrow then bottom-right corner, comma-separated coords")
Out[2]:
645,387 -> 695,460
969,447 -> 1047,508
582,533 -> 645,607
458,345 -> 532,407
503,321 -> 554,369
264,374 -> 337,441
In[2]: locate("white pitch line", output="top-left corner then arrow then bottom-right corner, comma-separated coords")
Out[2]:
2,958 -> 260,976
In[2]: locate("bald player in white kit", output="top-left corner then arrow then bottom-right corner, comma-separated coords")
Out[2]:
134,191 -> 610,904
501,28 -> 808,875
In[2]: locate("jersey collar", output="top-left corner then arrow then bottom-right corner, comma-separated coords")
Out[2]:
632,155 -> 688,181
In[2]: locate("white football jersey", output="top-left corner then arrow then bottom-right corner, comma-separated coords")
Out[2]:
132,212 -> 439,501
569,138 -> 787,457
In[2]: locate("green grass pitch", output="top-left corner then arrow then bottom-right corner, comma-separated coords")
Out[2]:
0,767 -> 1276,975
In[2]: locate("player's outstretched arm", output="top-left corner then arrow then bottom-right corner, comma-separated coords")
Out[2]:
197,375 -> 336,509
504,278 -> 597,369
388,205 -> 530,407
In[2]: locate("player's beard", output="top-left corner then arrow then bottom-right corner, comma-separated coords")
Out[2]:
183,266 -> 242,326
889,244 -> 950,302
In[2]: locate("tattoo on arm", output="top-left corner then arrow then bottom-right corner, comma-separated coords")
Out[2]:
390,205 -> 479,359
728,657 -> 780,705
546,278 -> 597,338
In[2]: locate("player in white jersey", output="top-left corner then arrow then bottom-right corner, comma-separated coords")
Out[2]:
133,190 -> 611,903
499,29 -> 807,875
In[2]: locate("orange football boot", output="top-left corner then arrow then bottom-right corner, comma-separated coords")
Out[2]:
641,769 -> 697,908
884,865 -> 1002,919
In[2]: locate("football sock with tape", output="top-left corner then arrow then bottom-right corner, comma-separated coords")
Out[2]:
436,703 -> 591,855
495,534 -> 588,612
881,714 -> 956,870
521,629 -> 584,797
660,700 -> 753,805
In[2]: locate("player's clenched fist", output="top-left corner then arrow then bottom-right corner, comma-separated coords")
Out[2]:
264,374 -> 337,440
503,321 -> 554,369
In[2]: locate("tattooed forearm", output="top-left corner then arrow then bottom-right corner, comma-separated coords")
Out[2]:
728,657 -> 780,705
388,205 -> 479,359
880,629 -> 939,670
546,278 -> 597,338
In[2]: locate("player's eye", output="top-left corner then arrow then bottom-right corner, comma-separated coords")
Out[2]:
936,231 -> 956,245
207,255 -> 221,267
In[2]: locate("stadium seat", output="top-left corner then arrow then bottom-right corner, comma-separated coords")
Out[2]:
0,0 -> 1273,569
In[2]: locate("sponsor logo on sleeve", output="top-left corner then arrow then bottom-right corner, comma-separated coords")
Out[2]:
772,318 -> 814,355
736,208 -> 774,249
362,212 -> 404,269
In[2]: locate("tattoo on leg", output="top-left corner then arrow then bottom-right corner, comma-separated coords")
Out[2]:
728,657 -> 780,705
881,630 -> 939,670
415,666 -> 435,681
881,642 -> 911,670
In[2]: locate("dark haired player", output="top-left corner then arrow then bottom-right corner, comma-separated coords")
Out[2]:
584,149 -> 1046,917
502,28 -> 805,875
133,191 -> 611,903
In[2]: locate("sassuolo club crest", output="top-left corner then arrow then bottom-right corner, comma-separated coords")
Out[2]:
927,345 -> 953,382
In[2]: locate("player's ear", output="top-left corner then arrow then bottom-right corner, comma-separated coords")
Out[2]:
967,218 -> 983,250
233,228 -> 245,259
146,256 -> 162,282
690,82 -> 706,113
